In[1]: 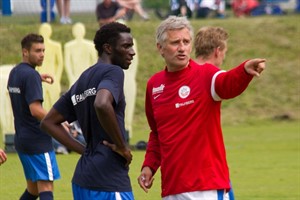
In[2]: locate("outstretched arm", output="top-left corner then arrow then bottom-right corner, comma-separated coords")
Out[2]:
214,58 -> 267,100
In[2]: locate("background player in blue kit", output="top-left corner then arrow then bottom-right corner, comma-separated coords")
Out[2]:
7,33 -> 60,200
41,22 -> 135,200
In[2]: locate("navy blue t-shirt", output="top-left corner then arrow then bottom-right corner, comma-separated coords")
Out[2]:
54,61 -> 132,192
7,63 -> 53,154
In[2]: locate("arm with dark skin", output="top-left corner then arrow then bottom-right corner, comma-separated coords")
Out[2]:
94,89 -> 132,167
41,108 -> 85,154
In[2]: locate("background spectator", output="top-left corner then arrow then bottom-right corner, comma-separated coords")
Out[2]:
155,0 -> 194,19
56,0 -> 72,24
117,0 -> 149,20
195,0 -> 226,18
96,0 -> 127,27
231,0 -> 260,17
296,0 -> 300,13
53,121 -> 86,154
40,0 -> 56,22
170,0 -> 194,18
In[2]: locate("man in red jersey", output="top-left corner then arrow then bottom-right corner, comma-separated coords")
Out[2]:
193,25 -> 238,200
137,16 -> 266,200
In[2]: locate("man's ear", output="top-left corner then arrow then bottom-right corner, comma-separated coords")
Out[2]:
214,47 -> 220,58
157,43 -> 164,57
103,43 -> 112,55
22,48 -> 29,57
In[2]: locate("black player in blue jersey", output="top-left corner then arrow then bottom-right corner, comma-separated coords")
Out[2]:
41,22 -> 136,200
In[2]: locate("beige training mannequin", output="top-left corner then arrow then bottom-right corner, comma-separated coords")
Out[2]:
38,23 -> 64,111
0,65 -> 15,135
124,38 -> 138,139
64,22 -> 97,88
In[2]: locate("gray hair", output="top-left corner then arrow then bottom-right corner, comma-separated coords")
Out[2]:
156,16 -> 193,45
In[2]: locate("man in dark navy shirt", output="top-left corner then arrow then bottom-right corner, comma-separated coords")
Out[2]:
7,33 -> 60,200
96,0 -> 127,27
41,22 -> 136,200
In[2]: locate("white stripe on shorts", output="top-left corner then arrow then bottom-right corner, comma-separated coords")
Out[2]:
224,191 -> 229,200
44,152 -> 54,181
115,192 -> 122,200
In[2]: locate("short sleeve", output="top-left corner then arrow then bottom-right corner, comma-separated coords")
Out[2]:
25,71 -> 43,104
97,66 -> 124,104
53,90 -> 77,123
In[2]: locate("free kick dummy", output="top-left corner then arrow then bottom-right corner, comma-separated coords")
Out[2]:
38,23 -> 63,111
64,22 -> 97,88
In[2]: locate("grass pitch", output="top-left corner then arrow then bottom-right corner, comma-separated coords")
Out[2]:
0,120 -> 299,199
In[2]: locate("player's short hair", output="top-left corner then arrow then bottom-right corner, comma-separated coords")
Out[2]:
194,26 -> 229,58
156,16 -> 193,45
94,22 -> 131,56
21,33 -> 44,50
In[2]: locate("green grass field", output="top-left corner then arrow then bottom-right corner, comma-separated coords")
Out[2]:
0,10 -> 299,200
0,120 -> 299,199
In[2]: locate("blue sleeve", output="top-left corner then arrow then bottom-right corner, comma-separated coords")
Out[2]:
25,70 -> 43,104
97,66 -> 124,104
53,90 -> 77,123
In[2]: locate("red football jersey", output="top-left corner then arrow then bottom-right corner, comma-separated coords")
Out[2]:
143,59 -> 252,197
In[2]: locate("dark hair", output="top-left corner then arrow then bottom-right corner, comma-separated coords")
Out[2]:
94,22 -> 131,56
21,33 -> 44,50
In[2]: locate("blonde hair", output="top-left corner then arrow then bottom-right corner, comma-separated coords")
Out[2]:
194,26 -> 228,59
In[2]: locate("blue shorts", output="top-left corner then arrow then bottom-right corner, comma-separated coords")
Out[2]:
18,151 -> 60,182
72,183 -> 134,200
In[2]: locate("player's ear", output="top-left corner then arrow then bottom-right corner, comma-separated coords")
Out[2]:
103,43 -> 112,55
22,48 -> 29,57
214,47 -> 220,57
157,43 -> 164,57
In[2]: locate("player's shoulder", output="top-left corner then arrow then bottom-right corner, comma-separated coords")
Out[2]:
85,62 -> 124,79
191,60 -> 220,73
13,63 -> 38,76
